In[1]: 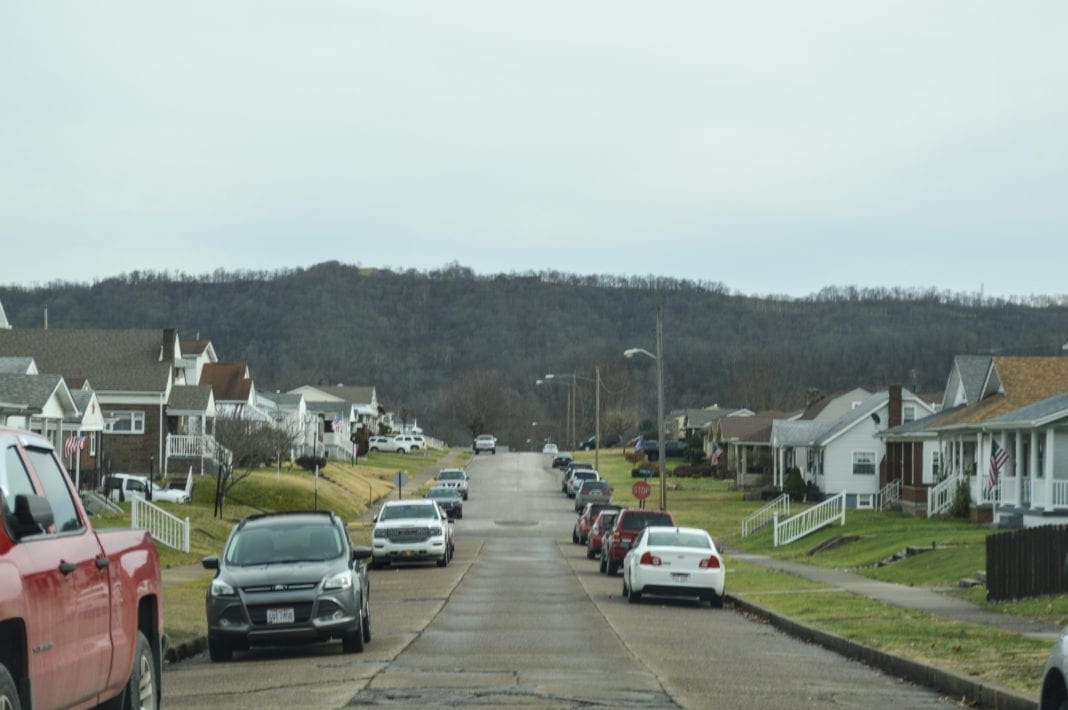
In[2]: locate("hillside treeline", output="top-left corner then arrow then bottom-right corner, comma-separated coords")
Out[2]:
3,261 -> 1067,447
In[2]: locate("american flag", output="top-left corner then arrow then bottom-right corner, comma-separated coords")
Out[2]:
332,415 -> 343,433
64,434 -> 87,458
710,443 -> 723,466
988,439 -> 1008,491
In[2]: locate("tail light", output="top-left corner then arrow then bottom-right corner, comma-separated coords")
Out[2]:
699,556 -> 721,569
612,531 -> 621,543
639,552 -> 662,566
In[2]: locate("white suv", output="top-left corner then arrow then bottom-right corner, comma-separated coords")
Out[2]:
473,434 -> 496,455
367,436 -> 393,452
371,500 -> 453,568
392,435 -> 419,452
435,468 -> 469,500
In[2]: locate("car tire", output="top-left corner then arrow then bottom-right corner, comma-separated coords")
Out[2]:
371,558 -> 389,570
370,446 -> 379,452
708,592 -> 724,609
463,493 -> 468,500
626,579 -> 642,604
208,633 -> 233,662
599,555 -> 608,574
122,630 -> 159,708
342,621 -> 365,653
437,551 -> 448,568
396,448 -> 406,454
607,559 -> 619,576
572,529 -> 579,544
457,510 -> 463,519
586,548 -> 596,560
0,661 -> 21,710
491,449 -> 495,454
362,600 -> 372,642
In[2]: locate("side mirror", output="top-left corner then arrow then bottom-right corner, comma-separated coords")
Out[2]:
351,546 -> 373,561
201,556 -> 219,570
12,494 -> 55,538
372,515 -> 378,523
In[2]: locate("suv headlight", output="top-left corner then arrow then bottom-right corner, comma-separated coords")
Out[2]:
211,578 -> 236,597
373,527 -> 387,539
323,570 -> 354,591
430,526 -> 443,536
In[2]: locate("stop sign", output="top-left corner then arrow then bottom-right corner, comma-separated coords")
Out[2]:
632,480 -> 651,500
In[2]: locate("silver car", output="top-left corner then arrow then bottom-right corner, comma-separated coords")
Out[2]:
1041,625 -> 1068,708
574,479 -> 613,512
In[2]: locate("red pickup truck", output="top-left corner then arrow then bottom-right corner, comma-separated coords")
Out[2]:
0,427 -> 164,709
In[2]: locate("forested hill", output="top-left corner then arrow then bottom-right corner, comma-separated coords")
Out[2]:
3,261 -> 1067,444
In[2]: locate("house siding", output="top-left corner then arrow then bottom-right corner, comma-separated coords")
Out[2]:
101,404 -> 163,474
821,407 -> 885,502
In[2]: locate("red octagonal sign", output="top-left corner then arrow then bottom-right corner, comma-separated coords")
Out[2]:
631,480 -> 651,500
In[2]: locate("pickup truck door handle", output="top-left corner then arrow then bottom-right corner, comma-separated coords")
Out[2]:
59,561 -> 77,575
95,556 -> 110,569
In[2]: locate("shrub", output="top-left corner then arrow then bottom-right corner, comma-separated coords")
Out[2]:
784,467 -> 806,501
950,479 -> 970,519
295,455 -> 327,471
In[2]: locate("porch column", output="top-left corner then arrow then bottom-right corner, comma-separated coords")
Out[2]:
1045,427 -> 1057,511
1014,431 -> 1024,507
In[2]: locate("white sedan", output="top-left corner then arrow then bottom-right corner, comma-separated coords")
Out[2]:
621,526 -> 725,608
542,442 -> 559,456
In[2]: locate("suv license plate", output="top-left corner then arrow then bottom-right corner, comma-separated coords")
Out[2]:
267,607 -> 295,624
670,572 -> 689,582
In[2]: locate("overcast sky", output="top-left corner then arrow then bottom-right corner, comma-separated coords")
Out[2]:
3,2 -> 1066,298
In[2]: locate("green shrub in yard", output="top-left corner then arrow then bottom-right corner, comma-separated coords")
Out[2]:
784,467 -> 806,501
950,479 -> 971,519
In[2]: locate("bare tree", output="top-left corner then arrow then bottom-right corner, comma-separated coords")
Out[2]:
212,412 -> 278,516
440,369 -> 517,439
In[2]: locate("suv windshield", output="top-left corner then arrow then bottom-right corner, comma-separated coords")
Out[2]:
621,512 -> 673,530
427,488 -> 460,499
226,522 -> 344,566
438,471 -> 464,480
379,504 -> 439,521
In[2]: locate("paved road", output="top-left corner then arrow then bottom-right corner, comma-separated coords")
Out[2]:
163,453 -> 946,708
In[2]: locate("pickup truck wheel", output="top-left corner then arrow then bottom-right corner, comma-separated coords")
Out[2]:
0,662 -> 20,710
437,551 -> 448,568
124,630 -> 159,709
362,599 -> 372,642
463,493 -> 468,500
208,634 -> 233,662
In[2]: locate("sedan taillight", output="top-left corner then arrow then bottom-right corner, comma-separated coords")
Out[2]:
639,552 -> 661,566
699,556 -> 721,569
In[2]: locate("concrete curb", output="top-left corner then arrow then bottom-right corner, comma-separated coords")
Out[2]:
165,636 -> 207,664
727,593 -> 1038,710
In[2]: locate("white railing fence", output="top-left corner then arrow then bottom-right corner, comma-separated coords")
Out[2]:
972,475 -> 1001,506
741,493 -> 790,538
878,479 -> 902,511
166,434 -> 232,473
131,497 -> 190,552
926,472 -> 965,518
773,491 -> 846,547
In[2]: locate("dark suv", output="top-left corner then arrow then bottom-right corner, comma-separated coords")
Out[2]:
202,510 -> 372,661
601,508 -> 676,575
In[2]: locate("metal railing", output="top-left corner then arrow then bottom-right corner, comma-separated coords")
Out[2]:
773,491 -> 845,547
741,493 -> 790,538
927,472 -> 964,518
878,479 -> 901,510
131,497 -> 190,552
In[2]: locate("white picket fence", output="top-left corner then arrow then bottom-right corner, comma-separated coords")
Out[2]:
773,491 -> 846,547
131,497 -> 190,552
926,472 -> 965,518
741,493 -> 790,538
878,479 -> 902,510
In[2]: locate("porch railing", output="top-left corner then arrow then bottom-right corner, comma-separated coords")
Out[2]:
741,493 -> 790,538
165,434 -> 232,472
927,472 -> 964,518
773,491 -> 845,547
878,479 -> 902,511
972,475 -> 1001,506
131,497 -> 190,552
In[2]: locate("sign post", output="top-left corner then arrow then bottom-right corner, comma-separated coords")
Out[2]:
393,470 -> 409,499
632,480 -> 651,510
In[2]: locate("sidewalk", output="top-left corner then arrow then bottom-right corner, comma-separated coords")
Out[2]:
726,549 -> 1062,641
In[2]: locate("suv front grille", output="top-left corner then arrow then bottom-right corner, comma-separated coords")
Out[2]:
386,526 -> 430,543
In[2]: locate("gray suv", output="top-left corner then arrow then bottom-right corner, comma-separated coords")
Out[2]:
202,510 -> 372,661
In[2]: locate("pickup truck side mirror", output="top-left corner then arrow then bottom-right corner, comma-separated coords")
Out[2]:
12,494 -> 54,538
351,546 -> 373,562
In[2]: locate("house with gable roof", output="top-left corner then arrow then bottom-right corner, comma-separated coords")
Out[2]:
288,383 -> 384,455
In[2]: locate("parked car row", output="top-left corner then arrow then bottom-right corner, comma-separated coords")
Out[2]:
368,434 -> 427,453
554,456 -> 726,609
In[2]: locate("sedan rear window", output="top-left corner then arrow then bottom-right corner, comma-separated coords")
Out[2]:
646,531 -> 710,548
581,481 -> 609,491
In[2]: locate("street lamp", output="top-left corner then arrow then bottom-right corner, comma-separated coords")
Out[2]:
540,371 -> 605,469
624,299 -> 666,509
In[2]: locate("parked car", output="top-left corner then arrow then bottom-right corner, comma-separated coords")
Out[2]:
1041,625 -> 1068,709
560,461 -> 595,492
425,486 -> 464,519
622,526 -> 725,607
636,439 -> 689,459
574,480 -> 613,512
601,508 -> 677,575
566,469 -> 600,498
409,434 -> 427,449
435,468 -> 469,500
367,435 -> 393,452
587,509 -> 621,559
579,434 -> 623,450
542,443 -> 559,456
392,435 -> 419,452
102,472 -> 191,503
473,434 -> 497,454
202,510 -> 372,660
0,427 -> 165,708
573,503 -> 621,546
551,452 -> 574,469
371,500 -> 453,568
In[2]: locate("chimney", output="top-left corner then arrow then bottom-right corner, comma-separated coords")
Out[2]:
162,329 -> 176,361
888,385 -> 903,429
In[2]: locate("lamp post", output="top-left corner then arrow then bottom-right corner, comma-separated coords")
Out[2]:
624,300 -> 666,509
541,371 -> 604,468
542,373 -> 578,449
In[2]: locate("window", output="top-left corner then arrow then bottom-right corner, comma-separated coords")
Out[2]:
89,433 -> 97,457
931,451 -> 941,479
24,448 -> 82,533
105,410 -> 145,434
903,405 -> 916,423
2,447 -> 37,517
852,451 -> 877,475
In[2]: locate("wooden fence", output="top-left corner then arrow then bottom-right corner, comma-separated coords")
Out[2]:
987,524 -> 1068,601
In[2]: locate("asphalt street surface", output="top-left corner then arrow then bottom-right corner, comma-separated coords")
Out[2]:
162,452 -> 948,708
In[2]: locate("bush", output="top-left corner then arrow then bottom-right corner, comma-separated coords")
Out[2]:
784,467 -> 806,501
950,479 -> 970,519
295,455 -> 327,471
